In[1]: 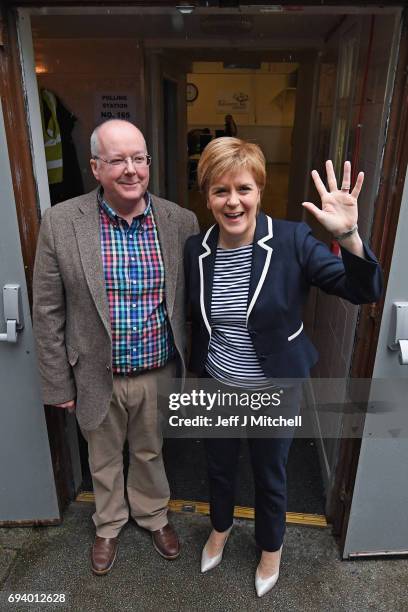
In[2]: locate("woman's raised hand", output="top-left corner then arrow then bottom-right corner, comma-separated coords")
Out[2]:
302,160 -> 363,236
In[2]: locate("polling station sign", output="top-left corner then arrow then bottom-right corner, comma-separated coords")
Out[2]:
94,92 -> 137,123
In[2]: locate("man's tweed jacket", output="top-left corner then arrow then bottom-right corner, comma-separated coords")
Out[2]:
33,189 -> 199,430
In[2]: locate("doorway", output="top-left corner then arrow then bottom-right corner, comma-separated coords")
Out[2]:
17,3 -> 403,532
185,60 -> 298,230
163,77 -> 179,203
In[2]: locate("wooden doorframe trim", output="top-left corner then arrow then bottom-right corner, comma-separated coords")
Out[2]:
329,11 -> 408,551
0,6 -> 74,515
0,6 -> 39,304
3,1 -> 407,10
3,0 -> 408,525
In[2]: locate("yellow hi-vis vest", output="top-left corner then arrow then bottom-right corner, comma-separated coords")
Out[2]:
40,89 -> 63,184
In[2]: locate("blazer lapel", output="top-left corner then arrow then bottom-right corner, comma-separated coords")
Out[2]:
72,192 -> 111,338
151,195 -> 179,318
199,224 -> 218,336
247,212 -> 274,324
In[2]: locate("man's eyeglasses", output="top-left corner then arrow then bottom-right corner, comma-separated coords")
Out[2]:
93,154 -> 152,168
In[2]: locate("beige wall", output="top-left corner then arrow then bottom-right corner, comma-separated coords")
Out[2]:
34,38 -> 145,193
187,62 -> 297,163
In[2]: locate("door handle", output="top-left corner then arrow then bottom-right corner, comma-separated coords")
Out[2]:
0,284 -> 24,343
388,302 -> 408,365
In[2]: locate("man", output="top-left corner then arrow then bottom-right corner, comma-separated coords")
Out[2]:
33,119 -> 199,575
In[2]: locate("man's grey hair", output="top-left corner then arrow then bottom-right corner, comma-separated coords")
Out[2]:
90,127 -> 100,157
90,119 -> 142,157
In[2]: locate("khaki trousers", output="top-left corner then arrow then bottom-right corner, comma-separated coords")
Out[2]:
80,361 -> 175,538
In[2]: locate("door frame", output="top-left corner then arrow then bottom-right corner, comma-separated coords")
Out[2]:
0,6 -> 76,519
329,9 -> 408,550
3,2 -> 407,528
162,76 -> 180,203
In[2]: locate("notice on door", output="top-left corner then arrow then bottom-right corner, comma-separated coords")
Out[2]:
94,92 -> 137,123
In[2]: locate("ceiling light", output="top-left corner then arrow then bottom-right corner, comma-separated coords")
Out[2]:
176,3 -> 196,14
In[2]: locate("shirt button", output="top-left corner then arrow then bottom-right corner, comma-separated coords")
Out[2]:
133,327 -> 137,331
132,280 -> 136,284
131,257 -> 135,261
133,348 -> 136,352
129,235 -> 133,239
132,304 -> 136,308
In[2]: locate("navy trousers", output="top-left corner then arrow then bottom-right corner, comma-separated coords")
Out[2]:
204,385 -> 301,552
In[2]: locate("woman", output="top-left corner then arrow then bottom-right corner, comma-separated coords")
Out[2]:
183,138 -> 382,597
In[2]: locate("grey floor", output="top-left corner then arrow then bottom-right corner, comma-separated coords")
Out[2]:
1,502 -> 407,612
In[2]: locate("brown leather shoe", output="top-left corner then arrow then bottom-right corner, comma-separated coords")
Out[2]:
91,536 -> 118,575
151,523 -> 180,560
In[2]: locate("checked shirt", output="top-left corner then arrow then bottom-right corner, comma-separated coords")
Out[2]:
98,190 -> 175,374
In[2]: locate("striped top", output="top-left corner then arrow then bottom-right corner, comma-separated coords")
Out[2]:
98,189 -> 175,375
205,244 -> 271,389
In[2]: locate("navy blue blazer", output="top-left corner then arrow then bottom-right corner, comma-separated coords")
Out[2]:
184,212 -> 383,378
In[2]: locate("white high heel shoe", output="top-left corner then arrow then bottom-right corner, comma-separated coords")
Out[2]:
201,526 -> 232,573
255,545 -> 283,597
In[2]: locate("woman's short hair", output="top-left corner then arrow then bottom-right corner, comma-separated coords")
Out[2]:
197,137 -> 266,195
